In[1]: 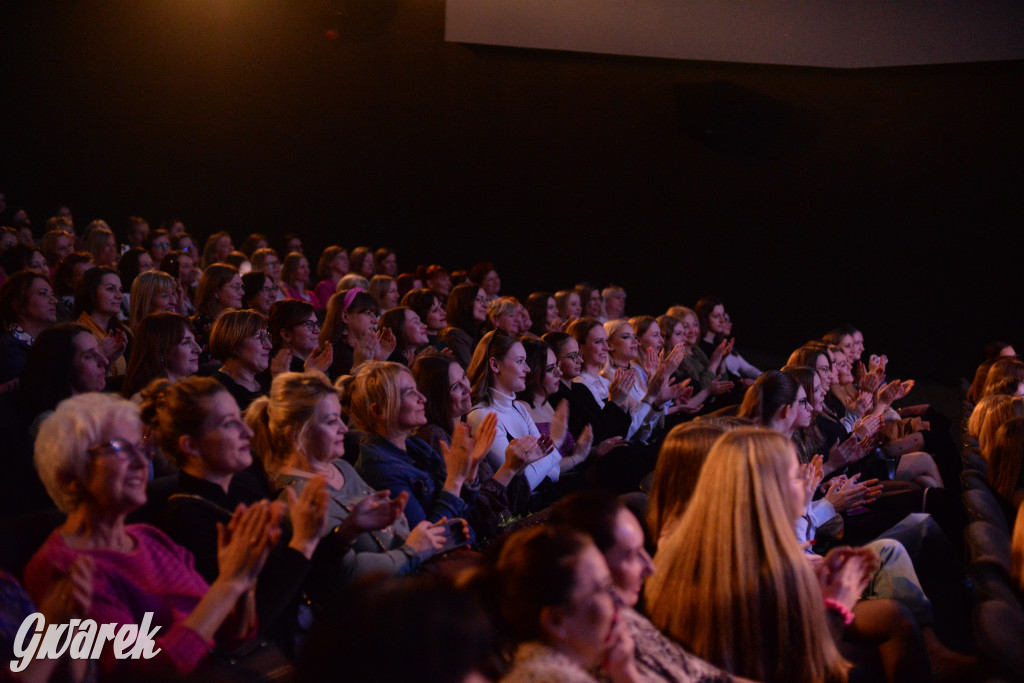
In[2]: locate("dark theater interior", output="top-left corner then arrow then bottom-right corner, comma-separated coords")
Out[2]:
1,2 -> 1023,681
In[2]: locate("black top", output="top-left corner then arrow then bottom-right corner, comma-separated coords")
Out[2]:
326,342 -> 355,381
212,369 -> 268,412
549,382 -> 631,445
157,470 -> 310,654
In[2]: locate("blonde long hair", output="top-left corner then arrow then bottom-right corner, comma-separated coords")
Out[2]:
646,422 -> 724,542
645,428 -> 849,683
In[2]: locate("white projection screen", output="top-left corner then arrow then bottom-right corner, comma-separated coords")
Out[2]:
445,1 -> 1024,68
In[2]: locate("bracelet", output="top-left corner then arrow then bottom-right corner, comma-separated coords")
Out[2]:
823,598 -> 855,626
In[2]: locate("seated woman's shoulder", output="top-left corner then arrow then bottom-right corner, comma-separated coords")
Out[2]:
125,523 -> 197,561
501,642 -> 597,683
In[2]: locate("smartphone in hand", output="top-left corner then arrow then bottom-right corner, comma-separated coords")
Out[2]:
435,518 -> 469,554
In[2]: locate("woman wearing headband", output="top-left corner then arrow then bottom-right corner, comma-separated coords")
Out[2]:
320,288 -> 394,380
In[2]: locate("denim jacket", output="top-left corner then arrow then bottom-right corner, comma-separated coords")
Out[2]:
355,434 -> 471,533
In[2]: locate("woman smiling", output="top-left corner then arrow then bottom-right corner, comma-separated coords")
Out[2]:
0,271 -> 58,384
122,312 -> 201,399
73,266 -> 131,379
466,331 -> 560,494
26,392 -> 277,677
209,310 -> 272,411
251,371 -> 452,583
351,361 -> 488,538
145,376 -> 328,655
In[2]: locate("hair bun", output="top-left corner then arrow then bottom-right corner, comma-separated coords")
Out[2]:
138,377 -> 173,423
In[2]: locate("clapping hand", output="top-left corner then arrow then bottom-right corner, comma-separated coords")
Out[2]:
709,377 -> 734,396
868,354 -> 888,374
851,413 -> 882,442
845,390 -> 873,416
376,328 -> 396,360
858,365 -> 885,394
567,424 -> 595,466
823,475 -> 882,514
304,341 -> 333,374
39,555 -> 94,623
826,435 -> 863,472
640,346 -> 659,381
217,501 -> 281,589
709,337 -> 734,368
608,368 -> 637,407
98,329 -> 128,362
441,422 -> 488,493
798,454 -> 825,509
286,475 -> 330,558
270,348 -> 293,378
351,490 -> 408,532
549,401 -> 570,446
816,546 -> 878,613
503,435 -> 542,472
661,343 -> 686,376
466,412 -> 498,482
595,436 -> 627,457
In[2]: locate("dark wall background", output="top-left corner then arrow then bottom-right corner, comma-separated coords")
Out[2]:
2,0 -> 1021,384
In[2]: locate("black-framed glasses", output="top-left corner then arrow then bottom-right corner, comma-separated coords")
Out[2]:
87,438 -> 154,463
254,329 -> 271,344
797,398 -> 811,408
560,351 -> 582,362
296,320 -> 320,333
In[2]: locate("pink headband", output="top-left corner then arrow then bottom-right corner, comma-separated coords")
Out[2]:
342,287 -> 365,312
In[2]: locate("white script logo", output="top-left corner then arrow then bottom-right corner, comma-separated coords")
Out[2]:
9,612 -> 162,672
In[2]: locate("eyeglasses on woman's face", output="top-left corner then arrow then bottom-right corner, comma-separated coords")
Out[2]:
87,438 -> 154,463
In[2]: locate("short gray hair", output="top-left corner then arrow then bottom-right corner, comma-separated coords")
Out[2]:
34,392 -> 141,513
602,284 -> 626,300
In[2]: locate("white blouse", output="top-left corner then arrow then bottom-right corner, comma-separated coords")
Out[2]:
466,388 -> 562,491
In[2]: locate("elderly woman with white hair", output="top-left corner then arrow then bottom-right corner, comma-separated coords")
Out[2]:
24,392 -> 277,677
